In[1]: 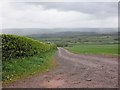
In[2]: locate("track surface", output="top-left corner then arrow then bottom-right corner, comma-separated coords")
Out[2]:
5,47 -> 118,88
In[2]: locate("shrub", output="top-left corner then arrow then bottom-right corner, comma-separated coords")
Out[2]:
2,34 -> 56,61
56,42 -> 68,47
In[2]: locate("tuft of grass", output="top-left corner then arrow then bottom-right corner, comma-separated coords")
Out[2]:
2,49 -> 57,85
65,44 -> 118,56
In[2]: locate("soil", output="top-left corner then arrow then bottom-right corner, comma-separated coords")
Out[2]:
4,47 -> 118,88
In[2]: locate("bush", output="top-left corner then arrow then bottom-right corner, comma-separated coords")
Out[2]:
2,34 -> 56,61
56,42 -> 68,47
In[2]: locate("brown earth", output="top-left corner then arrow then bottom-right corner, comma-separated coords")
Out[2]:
4,47 -> 118,88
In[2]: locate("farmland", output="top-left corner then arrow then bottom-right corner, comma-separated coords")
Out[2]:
28,31 -> 118,46
65,44 -> 118,56
28,31 -> 118,56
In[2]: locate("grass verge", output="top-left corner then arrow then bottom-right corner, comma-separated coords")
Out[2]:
65,44 -> 118,56
3,49 -> 57,85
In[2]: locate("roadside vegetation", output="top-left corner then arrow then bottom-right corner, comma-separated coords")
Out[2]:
2,34 -> 57,84
2,34 -> 56,60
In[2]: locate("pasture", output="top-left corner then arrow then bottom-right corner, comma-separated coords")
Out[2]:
65,44 -> 118,56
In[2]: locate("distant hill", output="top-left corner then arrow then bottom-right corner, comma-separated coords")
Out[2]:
2,28 -> 118,36
27,30 -> 118,38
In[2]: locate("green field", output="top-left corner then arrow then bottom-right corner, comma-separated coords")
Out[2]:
28,32 -> 118,48
65,44 -> 118,56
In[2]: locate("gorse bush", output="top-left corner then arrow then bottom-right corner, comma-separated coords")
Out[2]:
2,34 -> 56,61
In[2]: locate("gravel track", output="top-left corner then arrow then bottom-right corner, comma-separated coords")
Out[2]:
4,47 -> 118,88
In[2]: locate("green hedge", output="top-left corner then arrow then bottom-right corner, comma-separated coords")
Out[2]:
2,34 -> 56,61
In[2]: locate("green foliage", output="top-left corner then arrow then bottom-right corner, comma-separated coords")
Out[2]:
3,49 -> 56,84
2,34 -> 56,61
56,42 -> 68,47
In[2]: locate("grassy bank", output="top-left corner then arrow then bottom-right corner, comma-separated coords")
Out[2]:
2,34 -> 57,85
3,49 -> 57,85
2,34 -> 56,61
65,44 -> 118,56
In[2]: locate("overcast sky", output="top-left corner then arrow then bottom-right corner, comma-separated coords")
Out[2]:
0,1 -> 118,34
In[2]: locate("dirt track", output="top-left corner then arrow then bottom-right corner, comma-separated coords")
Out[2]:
4,47 -> 118,88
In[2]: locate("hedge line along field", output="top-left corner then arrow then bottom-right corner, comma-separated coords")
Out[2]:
2,34 -> 57,85
2,34 -> 56,61
65,44 -> 118,56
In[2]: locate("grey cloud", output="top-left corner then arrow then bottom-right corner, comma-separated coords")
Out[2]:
2,2 -> 117,29
26,2 -> 118,18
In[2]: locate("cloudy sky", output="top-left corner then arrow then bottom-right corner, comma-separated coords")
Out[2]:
0,1 -> 118,34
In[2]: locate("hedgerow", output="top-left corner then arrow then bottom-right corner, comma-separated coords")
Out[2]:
2,34 -> 56,61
